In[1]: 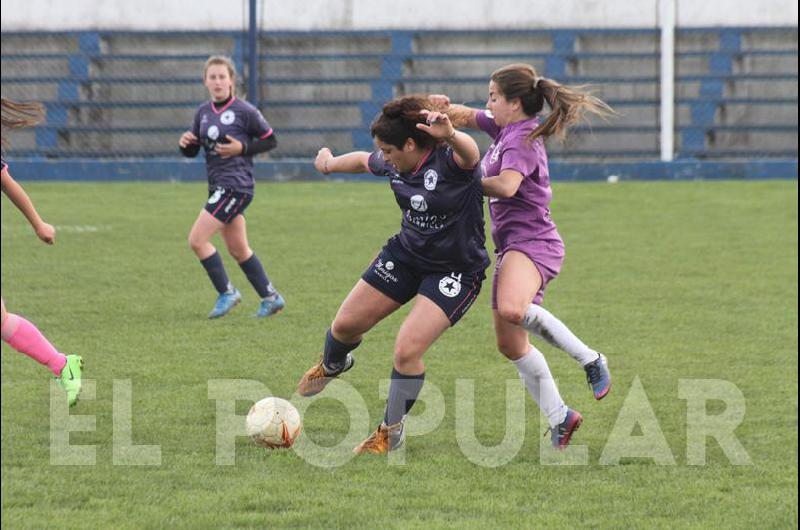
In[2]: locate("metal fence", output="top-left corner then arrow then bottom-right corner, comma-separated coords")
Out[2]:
1,28 -> 797,161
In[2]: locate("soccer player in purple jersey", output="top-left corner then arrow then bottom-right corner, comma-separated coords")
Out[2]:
1,98 -> 83,407
295,95 -> 490,454
431,64 -> 614,448
179,56 -> 284,319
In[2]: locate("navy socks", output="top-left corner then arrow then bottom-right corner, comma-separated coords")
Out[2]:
200,251 -> 231,294
239,253 -> 275,298
322,328 -> 360,371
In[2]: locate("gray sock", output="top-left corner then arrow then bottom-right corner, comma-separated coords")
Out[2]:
522,304 -> 599,366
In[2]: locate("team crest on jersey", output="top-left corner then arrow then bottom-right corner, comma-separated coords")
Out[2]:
410,195 -> 428,212
207,125 -> 220,141
424,169 -> 438,191
439,273 -> 462,298
220,110 -> 236,125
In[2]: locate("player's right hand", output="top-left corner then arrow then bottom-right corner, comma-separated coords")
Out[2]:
416,110 -> 455,140
428,94 -> 451,110
179,131 -> 198,148
315,147 -> 334,174
35,221 -> 55,245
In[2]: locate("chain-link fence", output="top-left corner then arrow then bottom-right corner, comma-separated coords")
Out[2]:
1,28 -> 797,161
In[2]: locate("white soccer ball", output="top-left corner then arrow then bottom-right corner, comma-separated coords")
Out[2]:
246,397 -> 302,449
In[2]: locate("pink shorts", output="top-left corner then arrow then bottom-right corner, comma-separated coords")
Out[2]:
491,240 -> 565,309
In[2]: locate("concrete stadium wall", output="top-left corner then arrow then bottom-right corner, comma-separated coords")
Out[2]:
2,0 -> 798,31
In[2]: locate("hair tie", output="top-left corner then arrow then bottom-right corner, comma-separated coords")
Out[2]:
533,77 -> 543,90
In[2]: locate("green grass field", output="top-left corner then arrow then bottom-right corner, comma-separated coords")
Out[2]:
1,180 -> 797,529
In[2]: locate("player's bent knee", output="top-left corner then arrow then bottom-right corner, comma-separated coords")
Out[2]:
331,317 -> 365,343
497,303 -> 526,326
394,342 -> 425,365
188,234 -> 205,253
228,246 -> 251,263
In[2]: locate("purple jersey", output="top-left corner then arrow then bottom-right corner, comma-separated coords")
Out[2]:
368,145 -> 490,273
191,96 -> 273,194
476,110 -> 562,250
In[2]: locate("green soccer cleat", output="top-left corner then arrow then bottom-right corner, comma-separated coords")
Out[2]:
57,354 -> 83,407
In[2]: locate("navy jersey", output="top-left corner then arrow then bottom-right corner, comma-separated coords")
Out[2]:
368,145 -> 490,273
191,97 -> 273,194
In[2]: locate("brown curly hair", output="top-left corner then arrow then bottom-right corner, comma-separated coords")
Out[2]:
370,95 -> 437,150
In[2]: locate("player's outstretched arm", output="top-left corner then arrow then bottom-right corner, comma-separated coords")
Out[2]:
428,95 -> 479,129
0,166 -> 55,244
315,148 -> 370,175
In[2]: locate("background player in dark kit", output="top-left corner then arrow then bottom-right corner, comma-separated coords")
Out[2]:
179,56 -> 284,319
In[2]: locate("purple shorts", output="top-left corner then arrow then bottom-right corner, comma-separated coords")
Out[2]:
491,239 -> 565,309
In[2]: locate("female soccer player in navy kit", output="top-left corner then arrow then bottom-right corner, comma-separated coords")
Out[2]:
431,64 -> 613,448
296,95 -> 489,454
179,56 -> 284,319
1,98 -> 83,407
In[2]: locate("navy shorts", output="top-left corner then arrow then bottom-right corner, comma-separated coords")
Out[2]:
204,187 -> 252,223
361,245 -> 485,326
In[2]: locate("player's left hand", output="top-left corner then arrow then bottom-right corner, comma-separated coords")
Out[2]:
416,110 -> 456,140
215,135 -> 244,158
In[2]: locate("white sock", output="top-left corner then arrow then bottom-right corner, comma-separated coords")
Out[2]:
512,346 -> 567,428
522,304 -> 599,366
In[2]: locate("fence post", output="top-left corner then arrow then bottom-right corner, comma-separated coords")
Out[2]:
248,0 -> 259,108
660,0 -> 676,162
547,31 -> 574,77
